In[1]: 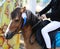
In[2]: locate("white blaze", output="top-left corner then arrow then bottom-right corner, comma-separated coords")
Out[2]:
4,20 -> 12,36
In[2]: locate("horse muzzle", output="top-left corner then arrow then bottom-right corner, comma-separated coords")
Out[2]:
4,32 -> 14,39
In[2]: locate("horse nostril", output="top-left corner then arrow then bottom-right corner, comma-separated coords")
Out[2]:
4,33 -> 10,39
6,34 -> 8,37
4,32 -> 14,39
5,34 -> 8,39
4,31 -> 15,39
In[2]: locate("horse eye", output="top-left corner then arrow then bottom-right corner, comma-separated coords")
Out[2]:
15,20 -> 19,22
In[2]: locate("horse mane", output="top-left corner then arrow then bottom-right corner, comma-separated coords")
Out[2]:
25,10 -> 39,27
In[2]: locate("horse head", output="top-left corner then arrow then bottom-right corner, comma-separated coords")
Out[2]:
4,7 -> 38,39
4,8 -> 24,39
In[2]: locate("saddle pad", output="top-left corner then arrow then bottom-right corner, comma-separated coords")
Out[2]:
52,31 -> 60,47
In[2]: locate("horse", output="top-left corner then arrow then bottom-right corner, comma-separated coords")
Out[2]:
4,7 -> 60,49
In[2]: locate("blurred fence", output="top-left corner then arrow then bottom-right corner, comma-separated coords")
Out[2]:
0,0 -> 20,49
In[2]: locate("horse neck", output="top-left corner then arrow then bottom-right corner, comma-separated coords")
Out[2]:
22,25 -> 42,49
22,25 -> 32,41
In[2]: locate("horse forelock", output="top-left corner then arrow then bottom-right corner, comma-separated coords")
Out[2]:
11,7 -> 21,19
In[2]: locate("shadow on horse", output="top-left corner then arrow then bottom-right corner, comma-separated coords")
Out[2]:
4,7 -> 60,49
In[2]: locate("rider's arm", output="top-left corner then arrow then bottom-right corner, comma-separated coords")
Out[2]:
39,0 -> 52,16
46,0 -> 60,18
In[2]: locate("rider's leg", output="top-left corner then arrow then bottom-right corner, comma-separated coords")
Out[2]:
41,21 -> 60,49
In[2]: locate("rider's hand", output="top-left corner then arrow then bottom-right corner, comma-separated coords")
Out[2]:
41,14 -> 47,19
40,14 -> 52,21
38,14 -> 47,21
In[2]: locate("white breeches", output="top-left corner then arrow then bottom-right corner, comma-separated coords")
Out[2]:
41,21 -> 60,48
